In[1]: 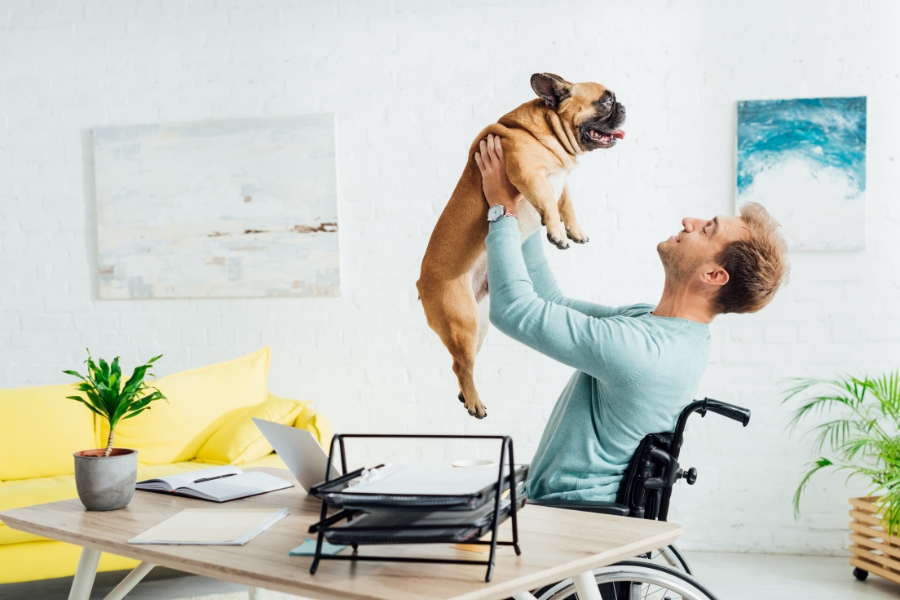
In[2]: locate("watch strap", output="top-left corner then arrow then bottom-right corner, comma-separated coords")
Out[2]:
487,205 -> 517,221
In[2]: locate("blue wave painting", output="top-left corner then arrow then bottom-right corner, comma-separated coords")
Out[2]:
736,97 -> 866,251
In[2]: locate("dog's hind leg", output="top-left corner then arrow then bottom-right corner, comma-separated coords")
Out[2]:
475,295 -> 490,354
420,278 -> 487,419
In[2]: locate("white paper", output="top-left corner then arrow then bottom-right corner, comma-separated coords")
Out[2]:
129,508 -> 288,545
343,464 -> 500,496
178,471 -> 291,502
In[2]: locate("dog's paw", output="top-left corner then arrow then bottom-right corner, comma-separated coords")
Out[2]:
465,398 -> 487,419
565,224 -> 590,244
459,393 -> 487,419
546,226 -> 570,250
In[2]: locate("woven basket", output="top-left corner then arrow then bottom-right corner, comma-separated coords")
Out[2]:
849,496 -> 900,584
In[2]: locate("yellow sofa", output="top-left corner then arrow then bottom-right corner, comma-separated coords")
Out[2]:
0,347 -> 331,584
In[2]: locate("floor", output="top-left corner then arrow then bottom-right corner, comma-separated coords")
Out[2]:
688,552 -> 899,599
0,552 -> 897,599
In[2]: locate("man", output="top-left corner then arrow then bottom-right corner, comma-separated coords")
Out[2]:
474,134 -> 788,503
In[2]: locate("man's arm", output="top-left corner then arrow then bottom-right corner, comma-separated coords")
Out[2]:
474,133 -> 620,319
475,135 -> 658,382
487,218 -> 658,383
522,231 -> 621,319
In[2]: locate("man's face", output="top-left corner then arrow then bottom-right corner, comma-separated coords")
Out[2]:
657,215 -> 747,282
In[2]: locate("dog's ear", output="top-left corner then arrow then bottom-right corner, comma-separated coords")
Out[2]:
530,73 -> 572,110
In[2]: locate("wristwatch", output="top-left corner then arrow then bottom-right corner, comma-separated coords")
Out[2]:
487,204 -> 517,222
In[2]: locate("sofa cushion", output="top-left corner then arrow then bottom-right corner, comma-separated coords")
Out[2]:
293,402 -> 333,450
0,383 -> 96,481
195,396 -> 305,465
99,348 -> 271,466
0,462 -> 217,545
0,539 -> 140,585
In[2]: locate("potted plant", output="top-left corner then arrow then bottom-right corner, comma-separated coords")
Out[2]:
64,351 -> 166,511
783,372 -> 900,584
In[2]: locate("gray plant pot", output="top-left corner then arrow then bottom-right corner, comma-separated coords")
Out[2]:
73,448 -> 138,511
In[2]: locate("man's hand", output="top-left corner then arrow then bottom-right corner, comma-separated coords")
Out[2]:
474,134 -> 522,211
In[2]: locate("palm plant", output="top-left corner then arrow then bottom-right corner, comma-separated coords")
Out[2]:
64,350 -> 167,457
783,371 -> 900,534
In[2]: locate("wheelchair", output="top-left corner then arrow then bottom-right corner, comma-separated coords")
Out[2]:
521,397 -> 751,600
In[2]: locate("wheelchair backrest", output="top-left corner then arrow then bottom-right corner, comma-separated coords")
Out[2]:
616,431 -> 673,520
616,398 -> 751,522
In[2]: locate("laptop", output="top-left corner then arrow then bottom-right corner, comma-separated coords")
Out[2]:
252,418 -> 341,495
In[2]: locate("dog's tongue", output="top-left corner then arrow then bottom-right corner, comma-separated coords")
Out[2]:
611,129 -> 625,140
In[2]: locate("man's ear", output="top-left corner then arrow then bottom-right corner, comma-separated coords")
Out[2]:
530,73 -> 572,110
703,266 -> 730,288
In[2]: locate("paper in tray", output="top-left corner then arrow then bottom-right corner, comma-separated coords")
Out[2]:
321,494 -> 527,545
315,464 -> 529,512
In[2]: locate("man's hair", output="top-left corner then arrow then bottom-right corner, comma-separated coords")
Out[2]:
713,202 -> 789,314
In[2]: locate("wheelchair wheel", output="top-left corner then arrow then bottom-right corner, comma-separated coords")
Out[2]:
645,543 -> 693,575
533,558 -> 718,600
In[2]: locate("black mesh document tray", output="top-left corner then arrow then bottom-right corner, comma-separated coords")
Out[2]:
322,489 -> 527,545
311,463 -> 529,511
305,434 -> 524,582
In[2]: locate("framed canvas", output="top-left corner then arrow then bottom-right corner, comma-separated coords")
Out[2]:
736,97 -> 866,251
93,115 -> 339,298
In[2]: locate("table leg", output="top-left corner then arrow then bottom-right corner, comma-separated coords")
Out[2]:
68,547 -> 101,600
248,586 -> 267,600
572,569 -> 602,600
103,562 -> 155,600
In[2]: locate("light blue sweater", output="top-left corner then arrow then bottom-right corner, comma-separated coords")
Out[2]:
486,217 -> 711,502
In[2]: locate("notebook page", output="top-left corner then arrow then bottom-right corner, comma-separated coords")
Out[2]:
181,471 -> 292,501
139,465 -> 243,490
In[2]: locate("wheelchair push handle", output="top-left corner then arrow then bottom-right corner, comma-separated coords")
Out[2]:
701,398 -> 751,427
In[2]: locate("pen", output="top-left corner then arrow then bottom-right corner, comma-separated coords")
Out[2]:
193,473 -> 238,484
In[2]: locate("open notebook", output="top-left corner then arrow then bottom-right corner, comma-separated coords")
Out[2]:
136,466 -> 292,502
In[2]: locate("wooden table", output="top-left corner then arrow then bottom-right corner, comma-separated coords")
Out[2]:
0,468 -> 682,600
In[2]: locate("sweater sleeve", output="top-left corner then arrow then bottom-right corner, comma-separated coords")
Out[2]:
521,231 -> 621,319
487,218 -> 659,384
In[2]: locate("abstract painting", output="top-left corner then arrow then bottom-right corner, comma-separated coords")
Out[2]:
736,97 -> 866,251
93,115 -> 339,298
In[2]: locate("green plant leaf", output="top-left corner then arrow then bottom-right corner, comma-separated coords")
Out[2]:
784,369 -> 900,533
122,408 -> 149,420
792,457 -> 834,518
64,351 -> 165,433
66,396 -> 105,418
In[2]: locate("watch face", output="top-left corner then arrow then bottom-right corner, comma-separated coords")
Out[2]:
488,205 -> 503,221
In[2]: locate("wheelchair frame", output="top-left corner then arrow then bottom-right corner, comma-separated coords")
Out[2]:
523,397 -> 752,600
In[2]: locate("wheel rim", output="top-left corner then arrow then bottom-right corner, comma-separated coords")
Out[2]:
646,544 -> 692,575
534,559 -> 717,600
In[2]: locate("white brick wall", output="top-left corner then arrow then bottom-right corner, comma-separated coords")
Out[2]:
2,0 -> 899,555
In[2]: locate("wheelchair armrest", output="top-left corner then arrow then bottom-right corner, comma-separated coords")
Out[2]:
527,498 -> 631,517
703,398 -> 751,427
